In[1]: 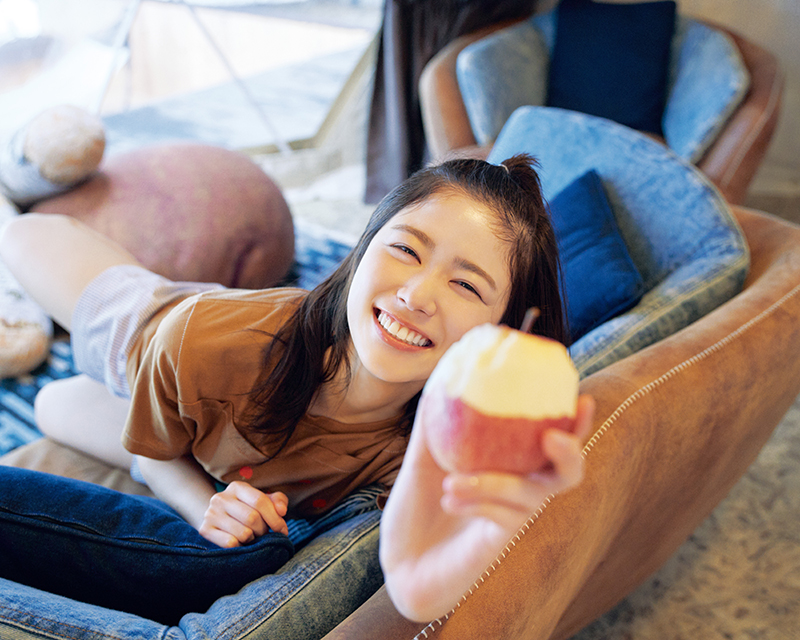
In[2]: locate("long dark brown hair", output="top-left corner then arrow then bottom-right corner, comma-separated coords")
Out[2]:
244,154 -> 567,453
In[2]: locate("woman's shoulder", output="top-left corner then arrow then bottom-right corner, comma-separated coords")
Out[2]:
168,287 -> 307,335
189,286 -> 307,312
151,287 -> 306,369
154,287 -> 308,400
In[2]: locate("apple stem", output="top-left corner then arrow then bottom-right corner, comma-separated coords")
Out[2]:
521,307 -> 540,333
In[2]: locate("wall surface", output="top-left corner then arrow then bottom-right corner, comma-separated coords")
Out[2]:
678,0 -> 800,196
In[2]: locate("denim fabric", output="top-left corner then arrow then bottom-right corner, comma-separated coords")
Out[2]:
457,10 -> 748,162
488,106 -> 749,377
457,19 -> 550,146
0,467 -> 295,624
663,17 -> 750,163
0,480 -> 383,639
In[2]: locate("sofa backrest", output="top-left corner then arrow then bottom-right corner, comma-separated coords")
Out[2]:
488,106 -> 749,376
457,10 -> 749,165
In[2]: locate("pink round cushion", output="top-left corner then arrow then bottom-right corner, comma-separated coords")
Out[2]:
35,143 -> 294,289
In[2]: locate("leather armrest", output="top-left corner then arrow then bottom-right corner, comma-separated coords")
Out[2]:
324,208 -> 800,639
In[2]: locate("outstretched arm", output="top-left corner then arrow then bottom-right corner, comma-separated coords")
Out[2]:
379,395 -> 595,622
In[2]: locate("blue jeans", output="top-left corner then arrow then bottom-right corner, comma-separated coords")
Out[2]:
0,467 -> 384,639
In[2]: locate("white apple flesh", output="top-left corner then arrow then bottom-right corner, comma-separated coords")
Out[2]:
422,323 -> 579,474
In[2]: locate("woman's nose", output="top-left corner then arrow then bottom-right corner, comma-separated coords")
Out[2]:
397,275 -> 437,316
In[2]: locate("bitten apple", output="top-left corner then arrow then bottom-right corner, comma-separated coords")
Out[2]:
421,323 -> 579,475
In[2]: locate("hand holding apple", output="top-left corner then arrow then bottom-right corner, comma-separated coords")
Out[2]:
422,323 -> 579,475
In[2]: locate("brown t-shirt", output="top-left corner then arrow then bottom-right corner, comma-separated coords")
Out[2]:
122,287 -> 408,518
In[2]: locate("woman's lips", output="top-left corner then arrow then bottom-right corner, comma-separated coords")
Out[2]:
375,309 -> 433,348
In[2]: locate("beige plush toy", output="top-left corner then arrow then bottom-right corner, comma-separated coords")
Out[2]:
0,104 -> 105,378
0,104 -> 106,207
23,105 -> 106,188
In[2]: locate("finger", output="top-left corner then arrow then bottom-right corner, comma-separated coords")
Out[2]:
231,483 -> 288,536
198,522 -> 244,548
539,428 -> 585,491
205,492 -> 264,544
443,473 -> 546,514
255,492 -> 288,536
573,394 -> 596,441
267,491 -> 289,518
441,494 -> 533,530
440,473 -> 549,529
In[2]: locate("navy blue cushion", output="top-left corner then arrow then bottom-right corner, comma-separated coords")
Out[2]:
549,169 -> 644,341
546,0 -> 677,135
0,466 -> 294,624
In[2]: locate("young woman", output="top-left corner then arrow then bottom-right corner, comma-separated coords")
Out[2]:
0,154 -> 593,622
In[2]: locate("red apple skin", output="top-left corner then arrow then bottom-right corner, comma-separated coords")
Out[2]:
424,394 -> 576,475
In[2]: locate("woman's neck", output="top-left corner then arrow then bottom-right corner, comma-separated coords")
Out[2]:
309,357 -> 422,424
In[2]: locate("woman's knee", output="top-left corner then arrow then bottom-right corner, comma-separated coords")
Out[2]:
34,374 -> 133,468
34,376 -> 75,440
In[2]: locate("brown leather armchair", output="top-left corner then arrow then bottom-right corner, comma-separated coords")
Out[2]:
419,16 -> 784,206
3,205 -> 798,637
322,205 -> 800,638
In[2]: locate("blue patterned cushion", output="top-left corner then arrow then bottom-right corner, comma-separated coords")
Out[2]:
549,170 -> 644,342
489,106 -> 749,377
664,17 -> 750,163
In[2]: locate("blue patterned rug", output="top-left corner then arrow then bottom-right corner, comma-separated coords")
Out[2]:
0,220 -> 354,458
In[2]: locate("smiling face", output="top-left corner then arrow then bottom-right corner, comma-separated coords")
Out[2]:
345,191 -> 512,398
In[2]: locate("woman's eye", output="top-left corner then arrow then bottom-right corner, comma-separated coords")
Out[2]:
456,281 -> 483,300
391,244 -> 418,260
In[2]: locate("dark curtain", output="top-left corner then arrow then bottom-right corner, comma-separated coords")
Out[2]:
365,0 -> 538,203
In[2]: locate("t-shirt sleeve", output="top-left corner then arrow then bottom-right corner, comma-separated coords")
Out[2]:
122,297 -> 200,460
120,288 -> 306,462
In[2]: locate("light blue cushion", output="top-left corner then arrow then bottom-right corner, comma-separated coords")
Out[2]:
664,17 -> 750,163
457,11 -> 556,147
457,19 -> 550,146
457,11 -> 749,165
489,106 -> 749,377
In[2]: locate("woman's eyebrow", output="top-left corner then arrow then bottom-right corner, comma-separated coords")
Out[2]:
392,223 -> 497,291
454,257 -> 497,291
392,223 -> 434,249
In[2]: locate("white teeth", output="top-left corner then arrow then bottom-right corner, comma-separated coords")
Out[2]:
378,311 -> 431,347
